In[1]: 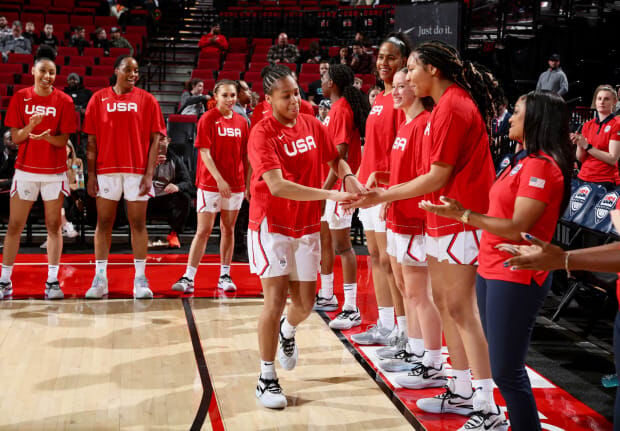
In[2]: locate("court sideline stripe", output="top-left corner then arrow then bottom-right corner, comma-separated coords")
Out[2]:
317,311 -> 426,431
182,298 -> 226,431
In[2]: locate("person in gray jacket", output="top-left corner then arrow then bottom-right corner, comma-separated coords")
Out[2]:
536,53 -> 568,97
179,78 -> 209,117
0,21 -> 32,61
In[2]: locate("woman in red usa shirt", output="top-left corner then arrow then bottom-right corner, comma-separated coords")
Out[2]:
346,41 -> 506,429
171,79 -> 249,294
574,85 -> 620,189
247,65 -> 362,410
421,91 -> 574,431
1,46 -> 76,300
83,55 -> 165,300
352,33 -> 409,349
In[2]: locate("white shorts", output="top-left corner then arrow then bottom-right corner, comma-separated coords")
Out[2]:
10,169 -> 69,201
425,230 -> 481,266
248,218 -> 320,282
97,173 -> 154,202
386,229 -> 427,267
359,204 -> 386,233
321,198 -> 352,230
197,189 -> 244,213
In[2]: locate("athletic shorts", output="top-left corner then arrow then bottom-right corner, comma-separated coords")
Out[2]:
425,230 -> 481,266
386,229 -> 427,267
10,169 -> 69,201
97,173 -> 154,202
248,218 -> 320,282
359,204 -> 386,233
321,198 -> 352,230
196,189 -> 244,213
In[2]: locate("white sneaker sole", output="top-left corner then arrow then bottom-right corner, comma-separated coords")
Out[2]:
396,376 -> 448,389
45,290 -> 65,300
134,289 -> 154,299
379,360 -> 420,373
85,289 -> 108,299
313,303 -> 338,311
328,318 -> 361,330
416,399 -> 474,416
172,283 -> 193,293
255,388 -> 287,409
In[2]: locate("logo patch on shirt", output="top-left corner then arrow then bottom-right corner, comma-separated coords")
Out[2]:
25,105 -> 56,116
509,163 -> 523,176
605,125 -> 611,133
424,121 -> 431,136
369,105 -> 383,116
528,177 -> 546,189
595,192 -> 619,224
279,256 -> 287,269
392,137 -> 407,151
570,185 -> 591,215
283,136 -> 317,157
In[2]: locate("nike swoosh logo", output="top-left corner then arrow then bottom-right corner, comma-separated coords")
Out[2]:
102,97 -> 109,101
24,98 -> 32,101
448,399 -> 473,407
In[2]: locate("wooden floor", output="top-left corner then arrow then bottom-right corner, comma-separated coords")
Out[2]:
0,298 -> 414,430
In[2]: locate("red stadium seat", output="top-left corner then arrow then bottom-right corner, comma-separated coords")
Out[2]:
68,56 -> 96,66
94,16 -> 116,27
191,69 -> 215,80
83,76 -> 109,88
280,63 -> 296,73
109,47 -> 131,57
221,61 -> 245,71
226,53 -> 246,63
248,61 -> 269,72
83,47 -> 104,57
70,15 -> 94,26
217,70 -> 241,80
7,53 -> 34,65
0,85 -> 7,97
57,46 -> 79,57
20,74 -> 34,85
253,38 -> 272,47
54,23 -> 71,38
55,74 -> 69,85
328,46 -> 340,57
60,65 -> 86,76
300,63 -> 320,75
98,57 -> 116,66
54,0 -> 75,8
253,45 -> 270,54
0,96 -> 12,109
298,38 -> 319,51
244,71 -> 261,82
13,84 -> 30,94
90,65 -> 112,76
197,58 -> 219,70
1,13 -> 20,23
0,63 -> 23,74
0,74 -> 16,85
46,14 -> 69,24
228,38 -> 248,53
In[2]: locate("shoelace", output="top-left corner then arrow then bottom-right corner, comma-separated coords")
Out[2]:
435,385 -> 470,413
408,363 -> 439,378
336,309 -> 357,319
179,276 -> 193,284
220,274 -> 232,283
0,281 -> 10,289
464,411 -> 486,429
45,280 -> 61,290
258,377 -> 282,394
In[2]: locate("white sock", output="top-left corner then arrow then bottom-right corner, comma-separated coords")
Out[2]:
95,260 -> 107,278
183,265 -> 198,281
396,315 -> 408,337
408,337 -> 425,356
47,265 -> 59,283
319,273 -> 334,298
452,369 -> 473,397
281,317 -> 296,339
472,378 -> 496,410
0,264 -> 13,282
134,259 -> 146,278
343,283 -> 357,310
260,360 -> 276,379
378,306 -> 395,331
422,349 -> 443,368
220,265 -> 230,277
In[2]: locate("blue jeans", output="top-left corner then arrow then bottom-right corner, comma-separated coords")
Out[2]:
476,274 -> 552,431
613,312 -> 620,430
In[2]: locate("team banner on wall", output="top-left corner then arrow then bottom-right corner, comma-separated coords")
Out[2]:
394,1 -> 462,48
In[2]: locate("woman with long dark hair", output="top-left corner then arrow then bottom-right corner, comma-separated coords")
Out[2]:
315,64 -> 370,330
420,90 -> 573,430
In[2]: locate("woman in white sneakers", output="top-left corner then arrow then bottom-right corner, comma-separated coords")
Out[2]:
248,65 -> 362,409
172,79 -> 249,293
83,55 -> 165,299
0,45 -> 76,300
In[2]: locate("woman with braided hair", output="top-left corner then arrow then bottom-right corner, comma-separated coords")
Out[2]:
346,41 -> 507,431
247,64 -> 364,409
314,64 -> 370,330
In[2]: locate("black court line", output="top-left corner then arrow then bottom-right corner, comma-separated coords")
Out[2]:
317,311 -> 426,431
182,297 -> 223,431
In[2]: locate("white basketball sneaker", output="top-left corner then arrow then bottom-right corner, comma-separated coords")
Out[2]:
256,374 -> 287,409
85,275 -> 108,299
45,280 -> 64,300
329,307 -> 362,330
313,294 -> 339,311
172,276 -> 194,293
416,379 -> 475,416
218,274 -> 237,292
457,402 -> 508,431
395,363 -> 448,389
133,275 -> 153,299
277,317 -> 298,370
0,280 -> 11,298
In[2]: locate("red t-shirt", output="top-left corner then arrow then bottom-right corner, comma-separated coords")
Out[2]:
198,33 -> 228,51
577,115 -> 620,184
386,111 -> 430,236
321,97 -> 362,188
251,99 -> 315,130
478,152 -> 564,285
357,91 -> 404,184
5,87 -> 76,175
83,87 -> 166,175
195,108 -> 249,192
422,84 -> 495,237
248,113 -> 339,237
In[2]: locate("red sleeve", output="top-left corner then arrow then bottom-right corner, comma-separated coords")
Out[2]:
327,103 -> 350,147
301,100 -> 315,116
198,34 -> 210,49
241,120 -> 249,157
217,35 -> 228,51
83,95 -> 98,135
248,126 -> 281,178
59,96 -> 76,134
149,96 -> 165,135
429,108 -> 468,167
195,113 -> 214,149
612,119 -> 620,141
318,120 -> 338,163
250,102 -> 265,130
516,157 -> 560,205
4,96 -> 23,129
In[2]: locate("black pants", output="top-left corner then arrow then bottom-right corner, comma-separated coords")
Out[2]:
476,274 -> 552,431
147,191 -> 191,234
614,312 -> 620,431
233,198 -> 249,255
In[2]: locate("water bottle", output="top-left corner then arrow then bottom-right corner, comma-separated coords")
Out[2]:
74,164 -> 85,190
602,374 -> 618,388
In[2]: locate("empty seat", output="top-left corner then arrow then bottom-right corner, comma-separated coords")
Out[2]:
221,61 -> 245,71
90,65 -> 112,76
191,69 -> 215,80
0,96 -> 12,109
280,63 -> 297,73
67,56 -> 96,67
94,16 -> 117,27
83,47 -> 104,57
0,64 -> 23,74
197,58 -> 219,70
61,65 -> 87,76
217,70 -> 241,80
0,85 -> 8,97
20,74 -> 35,85
83,75 -> 109,88
0,73 -> 16,85
70,15 -> 94,26
244,71 -> 261,82
58,46 -> 79,57
300,63 -> 320,74
98,57 -> 116,66
228,37 -> 248,52
109,47 -> 131,57
46,14 -> 69,24
248,61 -> 269,72
7,53 -> 34,65
226,53 -> 247,63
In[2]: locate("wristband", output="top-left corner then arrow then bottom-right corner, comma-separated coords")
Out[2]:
564,252 -> 572,278
585,143 -> 593,152
343,173 -> 356,182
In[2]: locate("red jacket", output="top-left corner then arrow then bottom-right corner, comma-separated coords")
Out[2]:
198,33 -> 228,51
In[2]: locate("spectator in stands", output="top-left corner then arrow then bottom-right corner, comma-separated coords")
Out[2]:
148,135 -> 193,249
491,97 -> 512,137
574,84 -> 620,190
109,27 -> 134,56
368,85 -> 380,106
0,16 -> 11,40
233,80 -> 252,125
301,41 -> 326,64
179,78 -> 209,117
64,73 -> 93,114
353,76 -> 363,90
23,22 -> 37,45
59,140 -> 82,241
198,22 -> 228,55
317,99 -> 330,123
93,27 -> 110,56
110,2 -> 129,23
0,129 -> 17,193
267,32 -> 299,64
536,53 -> 568,97
308,60 -> 329,106
70,26 -> 90,55
250,91 -> 259,110
39,24 -> 59,50
350,41 -> 373,74
0,21 -> 32,61
615,85 -> 620,114
291,71 -> 307,100
332,46 -> 351,66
